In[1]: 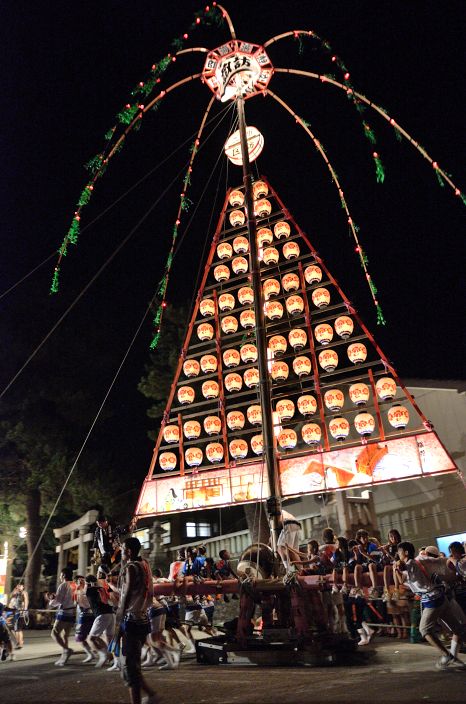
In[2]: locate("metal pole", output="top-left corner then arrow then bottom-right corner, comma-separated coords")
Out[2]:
235,94 -> 281,553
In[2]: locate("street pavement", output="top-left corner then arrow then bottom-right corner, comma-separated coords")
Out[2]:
0,631 -> 465,703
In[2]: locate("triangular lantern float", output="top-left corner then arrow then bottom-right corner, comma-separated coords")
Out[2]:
135,177 -> 456,519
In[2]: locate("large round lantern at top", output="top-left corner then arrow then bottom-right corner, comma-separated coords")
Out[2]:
349,382 -> 370,406
244,367 -> 260,389
304,264 -> 322,285
200,298 -> 215,317
265,300 -> 283,320
302,423 -> 321,445
278,428 -> 297,450
254,198 -> 272,218
347,342 -> 367,365
204,416 -> 222,436
263,278 -> 280,300
233,236 -> 249,254
293,356 -> 312,378
319,349 -> 339,372
224,372 -> 242,393
286,295 -> 304,317
159,452 -> 177,471
217,241 -> 232,260
328,416 -> 350,441
312,287 -> 331,309
229,209 -> 245,227
197,322 -> 214,341
183,420 -> 201,439
223,348 -> 240,368
274,221 -> 291,239
282,272 -> 300,292
226,410 -> 245,431
288,328 -> 307,351
183,358 -> 200,378
185,447 -> 203,468
271,360 -> 289,382
283,241 -> 300,260
276,398 -> 295,421
201,380 -> 219,399
229,189 -> 244,207
163,425 -> 180,444
297,394 -> 317,417
257,227 -> 273,248
387,404 -> 409,429
214,264 -> 230,282
206,442 -> 224,464
262,246 -> 279,266
178,386 -> 195,405
376,377 -> 397,402
240,309 -> 255,329
200,354 -> 217,374
314,323 -> 334,346
334,315 -> 354,339
238,286 -> 254,306
218,293 -> 235,312
252,180 -> 268,200
229,438 -> 248,460
221,315 -> 238,335
247,404 -> 262,426
240,342 -> 258,363
232,256 -> 248,275
269,334 -> 287,357
354,411 -> 375,437
324,388 -> 345,412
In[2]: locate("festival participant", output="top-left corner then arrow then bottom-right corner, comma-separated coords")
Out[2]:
181,546 -> 197,577
319,528 -> 336,570
0,603 -> 14,662
331,536 -> 350,591
116,536 -> 158,704
352,530 -> 381,597
394,541 -> 465,669
215,549 -> 239,600
86,569 -> 116,668
143,593 -> 180,671
74,575 -> 95,663
447,541 -> 466,613
168,549 -> 185,581
92,515 -> 120,567
381,529 -> 402,600
277,510 -> 302,571
8,583 -> 29,649
160,596 -> 195,655
46,567 -> 76,666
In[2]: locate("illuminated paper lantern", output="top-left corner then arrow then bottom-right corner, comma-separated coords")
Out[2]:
223,348 -> 240,368
214,264 -> 230,282
312,287 -> 331,308
247,405 -> 262,426
183,359 -> 200,378
263,278 -> 281,300
238,286 -> 254,306
185,447 -> 203,467
265,300 -> 284,320
246,404 -> 262,425
302,423 -> 321,445
293,356 -> 312,378
263,246 -> 279,265
206,442 -> 224,464
244,367 -> 260,388
232,256 -> 248,275
388,404 -> 409,429
278,428 -> 297,450
163,425 -> 180,444
297,394 -> 317,416
200,354 -> 217,374
240,343 -> 258,363
349,382 -> 370,406
329,416 -> 350,441
376,377 -> 397,401
257,227 -> 273,248
229,209 -> 245,227
274,221 -> 291,239
197,322 -> 214,341
233,236 -> 249,254
159,452 -> 177,471
314,323 -> 334,346
347,343 -> 367,365
178,386 -> 195,405
183,420 -> 201,439
254,198 -> 272,218
226,410 -> 245,430
204,416 -> 222,436
219,293 -> 235,312
252,180 -> 268,199
201,380 -> 219,399
276,398 -> 295,420
229,438 -> 248,460
286,295 -> 304,317
229,189 -> 244,207
318,349 -> 339,372
251,434 -> 264,455
324,388 -> 345,412
221,315 -> 238,335
304,264 -> 322,284
269,335 -> 287,357
334,315 -> 354,339
200,298 -> 215,317
224,373 -> 242,393
282,272 -> 300,292
288,328 -> 307,351
271,360 -> 289,382
240,309 -> 255,329
217,241 -> 233,260
354,412 -> 375,436
283,241 -> 300,260
224,127 -> 264,164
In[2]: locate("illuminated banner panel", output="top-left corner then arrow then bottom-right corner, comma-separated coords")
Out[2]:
279,432 -> 456,497
136,463 -> 270,517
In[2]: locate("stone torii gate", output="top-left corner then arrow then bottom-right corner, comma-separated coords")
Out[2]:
53,509 -> 99,579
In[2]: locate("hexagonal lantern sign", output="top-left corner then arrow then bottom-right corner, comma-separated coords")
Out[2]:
202,40 -> 273,102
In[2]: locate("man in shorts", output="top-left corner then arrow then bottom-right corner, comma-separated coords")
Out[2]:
86,569 -> 116,668
277,510 -> 302,571
46,567 -> 76,666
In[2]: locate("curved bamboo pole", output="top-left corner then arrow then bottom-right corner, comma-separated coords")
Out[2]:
175,47 -> 209,56
264,29 -> 314,49
215,4 -> 236,39
274,67 -> 464,201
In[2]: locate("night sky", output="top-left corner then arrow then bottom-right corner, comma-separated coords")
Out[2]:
1,2 -> 464,493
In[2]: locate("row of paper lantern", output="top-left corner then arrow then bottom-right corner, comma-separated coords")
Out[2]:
228,180 -> 269,208
159,404 -> 410,469
228,196 -> 275,227
213,242 -> 301,281
215,223 -> 293,261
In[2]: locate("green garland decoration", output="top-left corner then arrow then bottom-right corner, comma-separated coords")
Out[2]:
50,267 -> 60,294
373,153 -> 385,183
435,169 -> 445,188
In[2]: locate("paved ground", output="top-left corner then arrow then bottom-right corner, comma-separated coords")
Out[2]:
1,631 -> 465,703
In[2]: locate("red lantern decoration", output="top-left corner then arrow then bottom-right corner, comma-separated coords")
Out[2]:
312,287 -> 331,308
226,410 -> 245,431
347,343 -> 367,365
314,323 -> 334,346
224,373 -> 243,393
238,286 -> 254,306
197,322 -> 214,341
269,335 -> 287,357
244,368 -> 260,388
233,235 -> 249,254
302,423 -> 321,445
206,442 -> 224,464
200,298 -> 215,317
247,405 -> 262,426
159,452 -> 177,471
240,309 -> 255,329
278,428 -> 297,450
201,380 -> 219,399
214,264 -> 230,282
240,343 -> 258,363
183,359 -> 200,378
217,242 -> 233,259
263,246 -> 279,265
263,278 -> 280,300
318,349 -> 339,372
288,328 -> 307,351
354,412 -> 375,437
163,425 -> 180,444
221,315 -> 238,335
183,420 -> 201,439
178,386 -> 195,405
223,348 -> 240,368
387,404 -> 409,429
334,315 -> 354,339
376,377 -> 397,401
349,383 -> 370,406
204,416 -> 222,436
232,256 -> 248,274
293,356 -> 312,377
304,264 -> 322,284
229,209 -> 245,227
329,416 -> 350,441
218,293 -> 235,312
276,398 -> 295,420
297,394 -> 317,416
283,241 -> 300,260
274,221 -> 291,239
185,447 -> 203,467
200,354 -> 217,374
